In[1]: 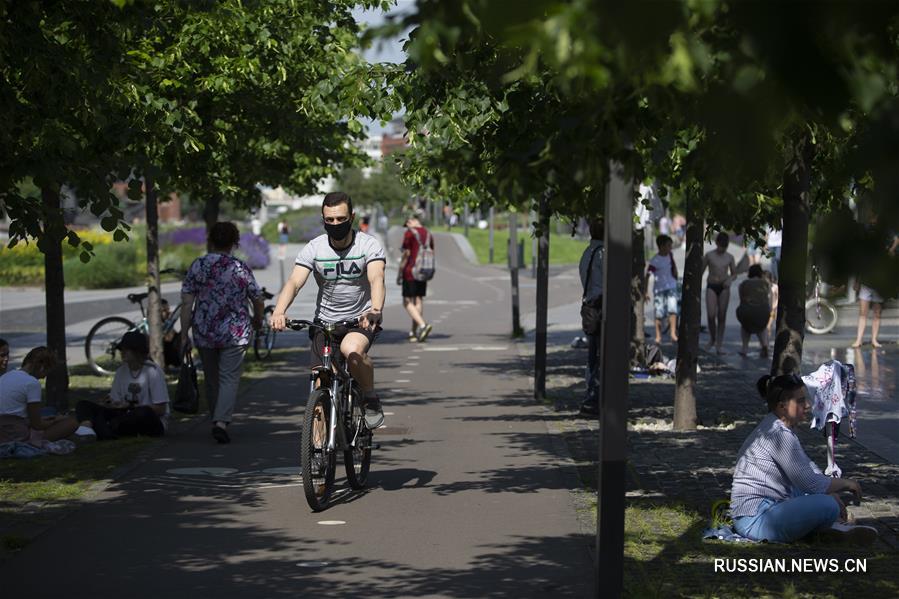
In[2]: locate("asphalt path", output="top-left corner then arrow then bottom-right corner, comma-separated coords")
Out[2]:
1,231 -> 594,598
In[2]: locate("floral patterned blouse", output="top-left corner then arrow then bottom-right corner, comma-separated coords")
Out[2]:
182,253 -> 262,348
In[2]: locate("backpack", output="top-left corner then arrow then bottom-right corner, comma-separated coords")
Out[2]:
411,228 -> 436,281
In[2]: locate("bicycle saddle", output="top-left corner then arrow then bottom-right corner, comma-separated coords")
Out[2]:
127,292 -> 149,303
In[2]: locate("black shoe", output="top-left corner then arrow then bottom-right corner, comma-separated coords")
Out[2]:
212,426 -> 230,444
578,402 -> 599,417
363,396 -> 385,429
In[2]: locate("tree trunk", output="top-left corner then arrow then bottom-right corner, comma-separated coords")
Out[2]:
41,186 -> 69,410
203,193 -> 222,233
145,174 -> 165,368
595,163 -> 632,596
509,212 -> 523,336
534,193 -> 550,401
629,227 -> 646,369
673,193 -> 703,431
771,133 -> 813,376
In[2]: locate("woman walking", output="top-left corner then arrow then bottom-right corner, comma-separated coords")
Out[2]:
181,222 -> 264,444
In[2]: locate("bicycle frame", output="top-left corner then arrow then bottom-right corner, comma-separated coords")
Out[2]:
301,321 -> 358,455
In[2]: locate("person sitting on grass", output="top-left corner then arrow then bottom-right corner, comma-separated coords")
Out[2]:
74,331 -> 169,441
0,347 -> 78,445
730,374 -> 877,544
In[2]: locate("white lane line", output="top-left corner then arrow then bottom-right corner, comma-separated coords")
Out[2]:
256,483 -> 302,490
394,379 -> 411,383
317,520 -> 346,526
390,389 -> 405,392
297,562 -> 330,568
384,411 -> 395,416
399,370 -> 414,374
421,347 -> 459,352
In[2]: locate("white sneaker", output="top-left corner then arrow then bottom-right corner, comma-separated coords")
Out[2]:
74,426 -> 97,442
821,522 -> 878,545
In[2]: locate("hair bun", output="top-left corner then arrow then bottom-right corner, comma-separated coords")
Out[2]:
756,374 -> 773,399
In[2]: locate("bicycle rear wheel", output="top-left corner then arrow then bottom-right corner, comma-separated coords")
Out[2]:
301,389 -> 336,511
344,384 -> 372,490
805,298 -> 838,335
254,306 -> 276,360
85,316 -> 135,375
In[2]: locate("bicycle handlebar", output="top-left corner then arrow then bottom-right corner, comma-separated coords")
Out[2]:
285,318 -> 359,332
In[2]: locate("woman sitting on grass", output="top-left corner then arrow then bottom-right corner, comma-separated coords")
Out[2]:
74,331 -> 169,440
0,347 -> 78,444
730,374 -> 877,544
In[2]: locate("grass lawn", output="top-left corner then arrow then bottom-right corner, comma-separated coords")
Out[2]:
619,501 -> 898,598
444,224 -> 587,265
0,345 -> 303,512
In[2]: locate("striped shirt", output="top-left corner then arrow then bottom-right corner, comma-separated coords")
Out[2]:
730,413 -> 831,518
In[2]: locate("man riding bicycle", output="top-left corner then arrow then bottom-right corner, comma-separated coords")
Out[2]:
270,192 -> 386,429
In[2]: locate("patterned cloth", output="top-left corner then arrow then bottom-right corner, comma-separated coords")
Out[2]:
182,253 -> 262,348
653,287 -> 680,319
802,360 -> 854,433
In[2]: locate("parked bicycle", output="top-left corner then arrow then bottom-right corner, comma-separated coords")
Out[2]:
250,288 -> 277,360
806,266 -> 838,335
84,269 -> 184,375
286,318 -> 376,511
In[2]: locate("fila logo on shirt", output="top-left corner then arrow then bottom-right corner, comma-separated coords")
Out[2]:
323,261 -> 363,277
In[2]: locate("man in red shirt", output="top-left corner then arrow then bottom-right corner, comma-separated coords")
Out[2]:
398,216 -> 434,342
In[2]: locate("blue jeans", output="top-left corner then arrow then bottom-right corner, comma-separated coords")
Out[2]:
584,333 -> 600,405
734,494 -> 839,543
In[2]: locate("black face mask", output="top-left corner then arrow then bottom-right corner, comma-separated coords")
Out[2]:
324,219 -> 352,241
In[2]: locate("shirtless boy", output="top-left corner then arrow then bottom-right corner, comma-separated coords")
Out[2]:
702,232 -> 736,354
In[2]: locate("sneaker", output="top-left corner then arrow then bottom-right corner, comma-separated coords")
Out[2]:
73,426 -> 97,442
818,522 -> 878,545
578,402 -> 599,417
363,395 -> 385,429
408,328 -> 418,342
416,323 -> 433,342
212,425 -> 230,444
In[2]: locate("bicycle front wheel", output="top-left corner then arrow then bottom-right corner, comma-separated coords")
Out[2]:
301,389 -> 336,511
85,316 -> 135,375
253,306 -> 276,360
805,298 -> 838,335
344,384 -> 372,490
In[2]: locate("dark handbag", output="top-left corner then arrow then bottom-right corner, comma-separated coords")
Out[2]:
581,245 -> 603,335
173,350 -> 199,414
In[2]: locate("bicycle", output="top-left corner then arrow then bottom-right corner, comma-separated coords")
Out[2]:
285,318 -> 376,511
805,266 -> 838,335
84,269 -> 184,375
251,288 -> 277,360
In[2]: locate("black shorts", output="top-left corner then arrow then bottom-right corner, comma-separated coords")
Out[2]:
402,280 -> 427,298
309,321 -> 380,369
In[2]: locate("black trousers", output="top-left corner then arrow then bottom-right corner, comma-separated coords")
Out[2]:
75,400 -> 164,439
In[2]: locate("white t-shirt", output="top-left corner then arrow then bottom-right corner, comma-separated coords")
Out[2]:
648,253 -> 677,292
0,369 -> 42,418
766,226 -> 782,248
295,231 -> 387,322
111,361 -> 170,429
